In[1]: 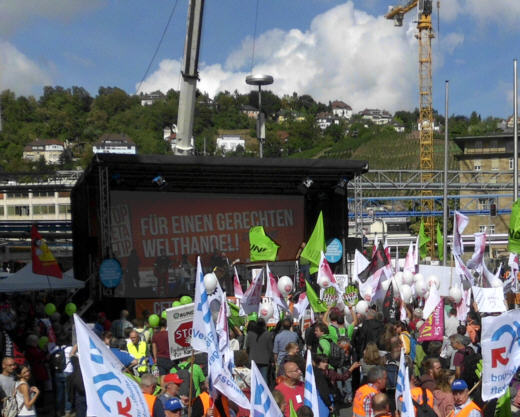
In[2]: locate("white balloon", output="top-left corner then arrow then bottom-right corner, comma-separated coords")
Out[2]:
403,270 -> 414,285
414,273 -> 424,283
416,320 -> 425,329
317,275 -> 331,289
203,273 -> 218,294
355,300 -> 369,315
394,272 -> 404,285
381,279 -> 391,291
449,286 -> 462,303
427,275 -> 440,289
415,280 -> 428,297
401,284 -> 413,303
258,300 -> 274,320
277,276 -> 293,296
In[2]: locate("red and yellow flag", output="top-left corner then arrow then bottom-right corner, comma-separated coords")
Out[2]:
31,225 -> 62,278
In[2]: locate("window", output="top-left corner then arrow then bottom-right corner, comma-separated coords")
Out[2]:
491,159 -> 499,170
32,191 -> 55,198
510,159 -> 514,170
58,204 -> 71,214
6,192 -> 29,199
478,198 -> 495,211
0,207 -> 5,216
480,225 -> 495,234
33,205 -> 55,215
7,205 -> 29,216
474,160 -> 481,171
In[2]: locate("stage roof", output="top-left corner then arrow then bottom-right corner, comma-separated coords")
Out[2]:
76,154 -> 369,195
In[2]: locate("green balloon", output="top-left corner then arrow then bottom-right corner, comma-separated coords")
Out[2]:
44,303 -> 56,316
180,296 -> 192,305
172,301 -> 182,307
161,311 -> 167,319
38,336 -> 49,350
65,303 -> 77,316
148,314 -> 160,328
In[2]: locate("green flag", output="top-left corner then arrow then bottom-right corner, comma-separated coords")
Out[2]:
419,219 -> 431,260
509,200 -> 520,253
436,223 -> 444,262
495,387 -> 511,417
249,226 -> 279,262
306,280 -> 328,313
301,211 -> 326,274
227,302 -> 245,328
289,400 -> 298,417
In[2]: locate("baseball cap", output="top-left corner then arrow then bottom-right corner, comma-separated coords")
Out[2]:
164,373 -> 183,385
452,379 -> 468,391
164,398 -> 183,412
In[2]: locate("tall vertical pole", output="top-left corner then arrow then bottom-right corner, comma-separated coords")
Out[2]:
514,59 -> 518,202
258,86 -> 263,158
443,81 -> 449,265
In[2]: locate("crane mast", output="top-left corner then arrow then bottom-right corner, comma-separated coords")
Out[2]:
386,0 -> 435,257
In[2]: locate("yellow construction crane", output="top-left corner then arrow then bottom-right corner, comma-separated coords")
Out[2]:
386,0 -> 435,257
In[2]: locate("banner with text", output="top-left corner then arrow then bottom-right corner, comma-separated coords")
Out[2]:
417,299 -> 444,342
482,310 -> 520,400
110,192 -> 304,298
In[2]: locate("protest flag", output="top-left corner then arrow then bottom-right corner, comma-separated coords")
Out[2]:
241,269 -> 264,315
357,241 -> 389,283
249,226 -> 279,262
453,210 -> 469,256
317,251 -> 339,291
436,223 -> 444,262
495,388 -> 512,417
233,266 -> 243,299
304,350 -> 319,416
266,264 -> 289,311
396,349 -> 414,417
251,360 -> 284,417
31,225 -> 62,278
300,211 -> 326,274
382,281 -> 399,323
289,400 -> 298,417
305,280 -> 327,313
419,219 -> 430,260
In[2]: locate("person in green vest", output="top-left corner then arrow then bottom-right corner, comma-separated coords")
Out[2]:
127,330 -> 149,374
169,358 -> 206,398
314,322 -> 334,357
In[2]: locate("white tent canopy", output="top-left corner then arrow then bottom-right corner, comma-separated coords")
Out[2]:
0,263 -> 84,292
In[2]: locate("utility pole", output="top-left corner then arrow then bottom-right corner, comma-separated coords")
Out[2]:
174,0 -> 205,156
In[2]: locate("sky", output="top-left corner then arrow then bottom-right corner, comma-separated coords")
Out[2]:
1,0 -> 520,118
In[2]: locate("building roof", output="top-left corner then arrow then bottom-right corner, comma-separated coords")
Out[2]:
23,139 -> 64,151
331,100 -> 352,110
95,133 -> 136,147
452,133 -> 513,160
140,90 -> 164,100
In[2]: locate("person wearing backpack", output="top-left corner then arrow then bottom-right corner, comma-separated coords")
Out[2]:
169,359 -> 205,399
314,323 -> 348,369
15,365 -> 40,417
383,341 -> 401,412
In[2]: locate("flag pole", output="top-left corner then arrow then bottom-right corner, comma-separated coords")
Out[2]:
187,352 -> 195,417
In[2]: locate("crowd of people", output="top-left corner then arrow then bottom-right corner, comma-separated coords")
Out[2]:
0,276 -> 516,417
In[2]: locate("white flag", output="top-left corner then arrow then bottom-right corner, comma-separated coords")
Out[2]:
466,232 -> 487,271
233,267 -> 243,299
453,211 -> 469,256
241,269 -> 264,315
250,361 -> 284,417
266,264 -> 289,311
403,242 -> 415,273
483,262 -> 502,288
482,310 -> 520,400
396,349 -> 414,417
422,284 -> 441,320
317,251 -> 340,292
304,349 -> 319,415
74,314 -> 149,417
293,292 -> 309,321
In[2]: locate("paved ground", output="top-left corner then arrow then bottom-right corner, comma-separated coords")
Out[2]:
339,404 -> 353,417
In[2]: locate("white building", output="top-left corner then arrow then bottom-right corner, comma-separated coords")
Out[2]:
140,91 -> 165,106
359,109 -> 393,125
0,189 -> 73,221
23,139 -> 64,165
316,112 -> 340,130
93,134 -> 137,155
331,101 -> 353,119
216,135 -> 245,153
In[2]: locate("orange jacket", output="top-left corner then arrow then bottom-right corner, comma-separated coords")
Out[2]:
353,384 -> 379,417
454,401 -> 481,417
200,392 -> 230,417
143,393 -> 156,417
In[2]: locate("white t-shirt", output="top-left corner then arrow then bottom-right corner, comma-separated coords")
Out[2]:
15,381 -> 35,416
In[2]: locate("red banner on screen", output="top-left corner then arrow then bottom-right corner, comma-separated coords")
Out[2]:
110,192 -> 304,298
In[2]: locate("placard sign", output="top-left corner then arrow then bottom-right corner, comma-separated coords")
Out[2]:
343,285 -> 359,307
166,303 -> 194,360
321,287 -> 338,307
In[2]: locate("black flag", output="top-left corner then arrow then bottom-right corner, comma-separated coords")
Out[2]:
382,281 -> 399,323
357,241 -> 389,283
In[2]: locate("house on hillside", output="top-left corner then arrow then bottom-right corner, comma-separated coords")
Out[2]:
241,105 -> 259,119
23,139 -> 64,164
331,101 -> 353,119
316,112 -> 340,130
216,134 -> 245,153
359,109 -> 392,125
392,122 -> 405,133
93,134 -> 137,154
140,91 -> 165,106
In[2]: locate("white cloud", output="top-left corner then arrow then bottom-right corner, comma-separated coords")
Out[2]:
140,1 -> 423,113
440,0 -> 520,28
0,41 -> 52,96
0,0 -> 105,36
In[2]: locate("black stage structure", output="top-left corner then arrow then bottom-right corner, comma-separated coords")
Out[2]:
72,154 -> 368,309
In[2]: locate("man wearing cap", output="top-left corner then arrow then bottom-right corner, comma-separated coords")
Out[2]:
164,398 -> 183,417
159,373 -> 183,407
452,380 -> 481,417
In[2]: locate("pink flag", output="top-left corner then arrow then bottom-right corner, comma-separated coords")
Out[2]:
456,289 -> 470,321
265,264 -> 289,311
241,269 -> 263,314
454,253 -> 475,285
403,242 -> 415,273
466,232 -> 487,271
317,252 -> 339,291
354,250 -> 380,302
293,292 -> 309,320
453,211 -> 469,256
233,266 -> 243,299
422,284 -> 441,320
417,299 -> 444,342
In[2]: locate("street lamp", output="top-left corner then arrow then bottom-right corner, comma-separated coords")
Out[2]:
246,74 -> 273,158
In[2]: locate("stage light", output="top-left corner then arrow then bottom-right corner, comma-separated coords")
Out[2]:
334,178 -> 348,195
297,177 -> 314,194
